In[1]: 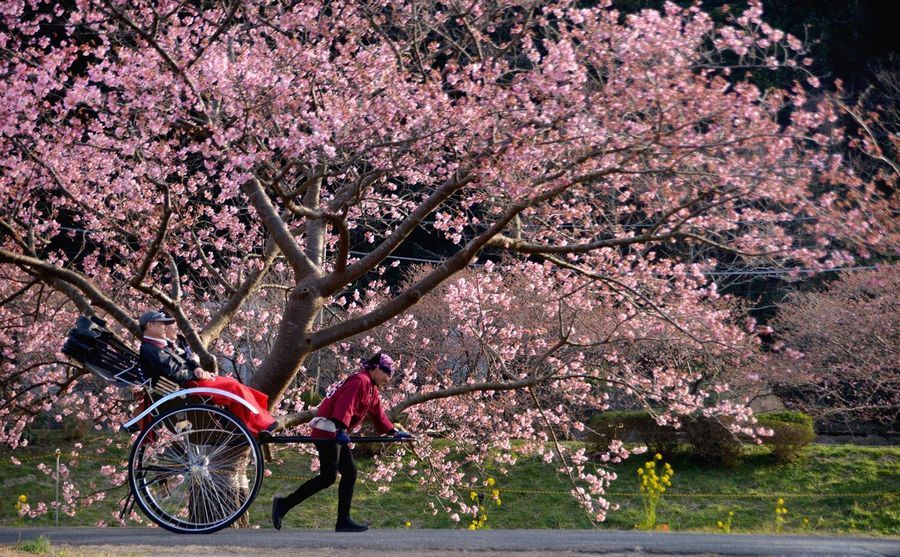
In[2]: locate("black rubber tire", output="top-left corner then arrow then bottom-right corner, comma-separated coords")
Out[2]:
128,403 -> 264,534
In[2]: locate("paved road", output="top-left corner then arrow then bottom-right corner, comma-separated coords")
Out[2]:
2,528 -> 898,557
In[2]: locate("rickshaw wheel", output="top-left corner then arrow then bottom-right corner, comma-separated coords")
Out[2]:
128,403 -> 264,533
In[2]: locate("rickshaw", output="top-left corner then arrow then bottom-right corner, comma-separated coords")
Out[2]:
61,316 -> 410,534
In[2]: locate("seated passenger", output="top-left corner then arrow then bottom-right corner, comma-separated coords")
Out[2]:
138,310 -> 283,436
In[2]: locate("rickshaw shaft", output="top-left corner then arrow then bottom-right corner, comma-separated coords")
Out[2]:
260,435 -> 415,445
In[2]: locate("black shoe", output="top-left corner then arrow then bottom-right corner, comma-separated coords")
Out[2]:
335,517 -> 368,532
272,496 -> 285,530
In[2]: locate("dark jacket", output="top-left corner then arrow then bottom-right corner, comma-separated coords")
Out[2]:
139,339 -> 196,385
173,334 -> 202,374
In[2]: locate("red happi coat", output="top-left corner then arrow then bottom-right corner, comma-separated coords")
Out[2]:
311,371 -> 394,439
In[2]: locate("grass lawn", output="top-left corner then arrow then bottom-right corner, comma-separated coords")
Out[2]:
1,430 -> 898,534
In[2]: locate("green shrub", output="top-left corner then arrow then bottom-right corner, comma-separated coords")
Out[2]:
588,411 -> 678,456
299,390 -> 323,407
757,411 -> 814,427
587,411 -> 631,452
633,416 -> 679,456
756,411 -> 815,462
683,416 -> 742,467
14,535 -> 51,554
347,417 -> 386,459
62,415 -> 90,441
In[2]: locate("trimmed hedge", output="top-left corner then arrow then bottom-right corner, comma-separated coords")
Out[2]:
587,410 -> 815,466
587,411 -> 678,456
683,416 -> 743,467
756,411 -> 816,462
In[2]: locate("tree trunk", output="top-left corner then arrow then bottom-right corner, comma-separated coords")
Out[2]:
249,282 -> 324,405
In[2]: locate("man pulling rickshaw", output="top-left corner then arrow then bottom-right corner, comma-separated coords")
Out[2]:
272,352 -> 411,532
62,310 -> 413,533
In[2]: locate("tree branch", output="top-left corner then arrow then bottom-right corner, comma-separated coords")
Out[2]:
240,177 -> 318,279
165,252 -> 181,300
538,253 -> 722,350
130,181 -> 171,287
388,371 -> 557,421
268,173 -> 352,274
0,278 -> 38,307
14,140 -> 139,244
488,229 -> 783,257
0,249 -> 139,336
320,169 -> 474,293
199,237 -> 280,346
311,165 -> 625,349
100,0 -> 205,110
190,228 -> 235,294
185,0 -> 241,69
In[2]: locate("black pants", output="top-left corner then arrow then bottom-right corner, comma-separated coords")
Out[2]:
282,441 -> 357,520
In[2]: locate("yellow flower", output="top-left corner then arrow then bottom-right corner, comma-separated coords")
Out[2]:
777,498 -> 784,506
637,469 -> 643,475
655,453 -> 662,460
470,491 -> 478,501
405,521 -> 411,528
17,495 -> 26,504
486,477 -> 495,487
717,520 -> 724,528
468,524 -> 476,530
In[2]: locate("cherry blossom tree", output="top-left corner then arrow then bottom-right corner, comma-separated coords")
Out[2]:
1,0 -> 892,524
767,265 -> 899,430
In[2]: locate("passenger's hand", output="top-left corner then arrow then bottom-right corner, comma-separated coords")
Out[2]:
335,430 -> 350,446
